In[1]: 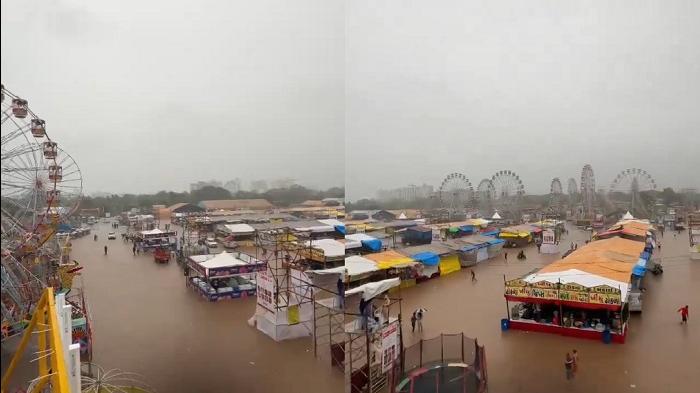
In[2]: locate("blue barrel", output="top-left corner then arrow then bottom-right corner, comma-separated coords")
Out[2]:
501,318 -> 510,331
602,328 -> 612,344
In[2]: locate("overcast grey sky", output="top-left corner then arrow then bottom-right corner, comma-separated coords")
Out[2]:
1,0 -> 344,194
346,0 -> 700,200
3,1 -> 699,199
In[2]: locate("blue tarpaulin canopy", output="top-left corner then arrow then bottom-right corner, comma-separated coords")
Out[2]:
487,238 -> 505,245
641,251 -> 651,260
482,230 -> 499,237
459,225 -> 475,234
334,225 -> 346,235
361,239 -> 383,252
632,257 -> 648,277
411,252 -> 440,266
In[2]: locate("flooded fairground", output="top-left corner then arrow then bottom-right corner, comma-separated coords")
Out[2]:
76,222 -> 699,393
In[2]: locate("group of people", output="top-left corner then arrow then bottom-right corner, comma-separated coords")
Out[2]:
410,308 -> 427,333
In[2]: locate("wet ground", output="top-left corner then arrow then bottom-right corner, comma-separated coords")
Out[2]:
72,222 -> 698,393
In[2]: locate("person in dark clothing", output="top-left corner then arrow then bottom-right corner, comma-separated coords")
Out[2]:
132,245 -> 136,255
104,245 -> 108,255
678,305 -> 689,324
411,313 -> 417,332
336,278 -> 345,309
504,252 -> 508,261
471,270 -> 477,282
359,298 -> 368,329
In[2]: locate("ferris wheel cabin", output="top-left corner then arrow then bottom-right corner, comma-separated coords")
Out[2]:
11,98 -> 28,118
43,141 -> 58,159
47,189 -> 61,204
31,118 -> 46,138
48,164 -> 63,181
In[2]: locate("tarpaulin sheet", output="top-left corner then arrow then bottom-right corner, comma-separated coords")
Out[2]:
411,252 -> 440,266
361,239 -> 383,252
632,257 -> 648,277
487,238 -> 505,245
334,225 -> 346,235
459,225 -> 475,233
482,230 -> 500,237
439,254 -> 461,276
345,278 -> 400,300
365,250 -> 416,270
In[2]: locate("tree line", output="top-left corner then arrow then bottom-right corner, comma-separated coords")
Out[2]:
80,185 -> 345,214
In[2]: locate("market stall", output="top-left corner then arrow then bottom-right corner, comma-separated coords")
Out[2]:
398,243 -> 454,280
503,245 -> 636,343
364,250 -> 420,289
301,238 -> 346,267
498,224 -> 539,247
345,233 -> 383,253
186,251 -> 265,301
138,228 -> 177,250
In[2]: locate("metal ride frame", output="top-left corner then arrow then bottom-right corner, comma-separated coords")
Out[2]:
1,288 -> 70,393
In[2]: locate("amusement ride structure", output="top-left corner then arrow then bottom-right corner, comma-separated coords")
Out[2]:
490,170 -> 525,219
580,164 -> 596,218
438,173 -> 473,211
609,168 -> 657,215
1,84 -> 91,391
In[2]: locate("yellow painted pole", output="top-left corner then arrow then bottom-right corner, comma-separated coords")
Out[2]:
0,291 -> 47,393
45,288 -> 70,393
37,303 -> 48,378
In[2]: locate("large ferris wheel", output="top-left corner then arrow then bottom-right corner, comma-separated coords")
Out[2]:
1,84 -> 84,339
580,164 -> 596,217
490,170 -> 525,214
438,172 -> 473,210
610,168 -> 656,213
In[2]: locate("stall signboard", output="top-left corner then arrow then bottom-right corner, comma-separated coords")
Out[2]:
380,322 -> 399,373
256,269 -> 276,312
542,229 -> 555,245
505,279 -> 622,306
207,262 -> 266,277
300,247 -> 325,262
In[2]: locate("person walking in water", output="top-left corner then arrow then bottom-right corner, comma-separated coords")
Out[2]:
564,352 -> 574,380
678,305 -> 689,324
132,244 -> 136,256
413,308 -> 427,333
504,252 -> 508,262
471,270 -> 477,282
104,245 -> 108,255
410,313 -> 417,333
572,349 -> 579,374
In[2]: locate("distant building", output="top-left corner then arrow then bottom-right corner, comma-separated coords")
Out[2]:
250,180 -> 268,193
190,180 -> 222,192
270,178 -> 295,189
224,178 -> 243,195
167,203 -> 205,214
377,184 -> 434,201
198,199 -> 274,212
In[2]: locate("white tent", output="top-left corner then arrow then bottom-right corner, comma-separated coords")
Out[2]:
345,278 -> 400,300
622,211 -> 634,220
492,212 -> 502,220
398,212 -> 407,220
523,269 -> 630,300
223,223 -> 255,234
305,238 -> 345,258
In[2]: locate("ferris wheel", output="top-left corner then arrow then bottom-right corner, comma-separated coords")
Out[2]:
550,177 -> 563,195
549,177 -> 564,209
610,168 -> 656,212
1,85 -> 61,250
438,173 -> 473,210
490,170 -> 525,214
580,164 -> 596,216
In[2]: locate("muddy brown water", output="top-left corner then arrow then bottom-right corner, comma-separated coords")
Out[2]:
28,223 -> 700,392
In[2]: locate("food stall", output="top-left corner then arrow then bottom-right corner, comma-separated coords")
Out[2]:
186,251 -> 265,301
503,245 -> 636,343
138,228 -> 177,250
